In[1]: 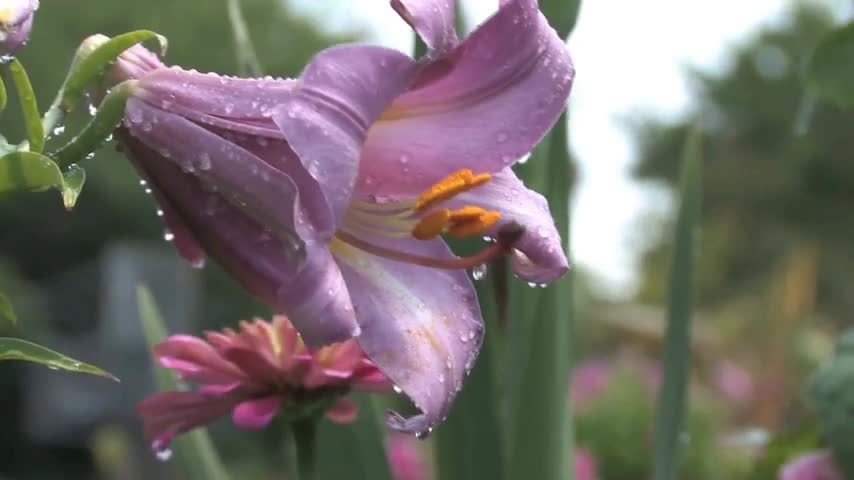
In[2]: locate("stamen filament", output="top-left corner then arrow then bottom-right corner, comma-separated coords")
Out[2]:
336,230 -> 514,270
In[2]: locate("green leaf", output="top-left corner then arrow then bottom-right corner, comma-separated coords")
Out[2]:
0,151 -> 63,192
0,337 -> 117,379
806,22 -> 854,107
435,286 -> 505,480
0,293 -> 16,325
652,126 -> 703,480
0,76 -> 7,112
52,80 -> 134,170
226,0 -> 262,76
42,30 -> 165,133
8,59 -> 45,153
314,394 -> 394,480
136,286 -> 231,480
0,151 -> 88,208
540,0 -> 583,39
506,113 -> 575,480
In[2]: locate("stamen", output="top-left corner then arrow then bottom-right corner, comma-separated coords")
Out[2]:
412,209 -> 451,240
336,222 -> 524,271
448,211 -> 501,239
415,169 -> 493,213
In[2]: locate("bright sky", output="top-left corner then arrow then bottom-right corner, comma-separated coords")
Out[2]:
290,0 -> 842,298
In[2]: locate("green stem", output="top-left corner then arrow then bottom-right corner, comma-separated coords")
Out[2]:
285,419 -> 317,480
226,0 -> 262,76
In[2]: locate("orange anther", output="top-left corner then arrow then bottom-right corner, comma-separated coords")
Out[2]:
447,211 -> 501,239
415,169 -> 493,213
411,209 -> 452,240
449,206 -> 488,222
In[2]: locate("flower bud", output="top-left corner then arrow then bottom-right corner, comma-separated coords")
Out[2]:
0,0 -> 38,55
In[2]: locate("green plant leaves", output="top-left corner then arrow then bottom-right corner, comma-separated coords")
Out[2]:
52,81 -> 134,170
0,293 -> 16,325
0,151 -> 87,208
806,22 -> 854,107
652,126 -> 703,480
8,59 -> 45,153
0,337 -> 117,379
136,286 -> 231,480
540,0 -> 582,39
42,30 -> 165,134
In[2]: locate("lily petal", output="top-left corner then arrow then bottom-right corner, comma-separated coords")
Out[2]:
232,396 -> 283,430
125,99 -> 304,253
357,0 -> 574,197
391,0 -> 458,57
136,68 -> 296,124
120,133 -> 359,348
331,236 -> 483,436
273,45 -> 419,228
452,168 -> 569,282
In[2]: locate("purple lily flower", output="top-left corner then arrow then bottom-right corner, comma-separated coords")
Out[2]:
107,0 -> 573,436
0,0 -> 37,55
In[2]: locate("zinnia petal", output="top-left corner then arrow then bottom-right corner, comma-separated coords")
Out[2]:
138,391 -> 241,445
273,45 -> 419,228
331,236 -> 483,436
357,0 -> 574,197
451,168 -> 569,282
154,335 -> 245,385
232,396 -> 283,430
391,0 -> 458,57
325,397 -> 359,424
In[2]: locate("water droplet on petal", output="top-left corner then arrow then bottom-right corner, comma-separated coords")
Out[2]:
197,152 -> 212,171
392,385 -> 403,394
152,441 -> 173,462
471,264 -> 487,281
139,180 -> 148,186
156,209 -> 164,217
163,230 -> 175,242
496,132 -> 508,143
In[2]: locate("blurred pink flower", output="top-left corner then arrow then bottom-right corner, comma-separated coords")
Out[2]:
138,316 -> 390,455
780,451 -> 843,480
574,448 -> 600,480
715,360 -> 755,403
388,432 -> 428,480
570,360 -> 612,412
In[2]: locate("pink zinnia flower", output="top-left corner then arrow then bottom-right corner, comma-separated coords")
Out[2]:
137,316 -> 390,453
387,432 -> 428,480
780,451 -> 844,480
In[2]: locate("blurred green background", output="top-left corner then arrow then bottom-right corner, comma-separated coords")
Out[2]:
0,0 -> 851,479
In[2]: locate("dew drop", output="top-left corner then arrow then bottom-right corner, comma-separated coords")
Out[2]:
52,125 -> 66,136
153,444 -> 173,462
85,152 -> 95,160
163,230 -> 175,242
471,264 -> 487,281
156,209 -> 164,217
197,152 -> 212,171
144,188 -> 152,194
224,103 -> 235,114
399,154 -> 410,164
88,104 -> 98,116
392,385 -> 403,394
139,179 -> 148,186
496,132 -> 508,143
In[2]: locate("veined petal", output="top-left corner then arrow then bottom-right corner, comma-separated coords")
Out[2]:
452,168 -> 569,283
120,134 -> 359,348
155,335 -> 246,385
273,45 -> 419,229
357,0 -> 574,197
138,391 -> 241,443
125,99 -> 303,252
391,0 -> 458,57
331,235 -> 483,436
136,68 -> 296,123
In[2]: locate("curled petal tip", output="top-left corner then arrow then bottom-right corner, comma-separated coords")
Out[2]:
385,410 -> 434,439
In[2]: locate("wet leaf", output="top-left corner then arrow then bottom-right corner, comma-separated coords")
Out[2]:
806,22 -> 854,107
0,151 -> 63,193
0,293 -> 16,325
0,337 -> 117,380
8,59 -> 44,153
